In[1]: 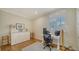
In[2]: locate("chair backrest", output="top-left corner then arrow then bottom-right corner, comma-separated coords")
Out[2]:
43,33 -> 52,43
43,28 -> 52,43
43,28 -> 48,34
55,31 -> 60,36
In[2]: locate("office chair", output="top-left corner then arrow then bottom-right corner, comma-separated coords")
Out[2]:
43,28 -> 53,51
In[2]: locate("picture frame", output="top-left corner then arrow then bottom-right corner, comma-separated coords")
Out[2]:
16,23 -> 25,31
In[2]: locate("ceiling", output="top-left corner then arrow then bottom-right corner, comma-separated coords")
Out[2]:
0,8 -> 58,20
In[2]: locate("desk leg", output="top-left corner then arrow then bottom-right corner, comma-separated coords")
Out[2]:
57,38 -> 60,50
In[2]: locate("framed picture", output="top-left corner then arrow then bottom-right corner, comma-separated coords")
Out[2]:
16,23 -> 25,31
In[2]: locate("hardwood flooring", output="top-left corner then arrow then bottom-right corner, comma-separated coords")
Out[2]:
0,39 -> 73,51
0,39 -> 39,51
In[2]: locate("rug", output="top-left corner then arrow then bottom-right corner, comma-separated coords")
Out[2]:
22,42 -> 58,51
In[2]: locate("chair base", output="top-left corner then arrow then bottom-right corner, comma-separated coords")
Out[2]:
43,45 -> 52,51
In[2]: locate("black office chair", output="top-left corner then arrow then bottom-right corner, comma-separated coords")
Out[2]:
43,33 -> 52,51
43,28 -> 52,51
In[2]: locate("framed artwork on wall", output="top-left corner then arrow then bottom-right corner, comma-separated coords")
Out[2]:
16,23 -> 25,32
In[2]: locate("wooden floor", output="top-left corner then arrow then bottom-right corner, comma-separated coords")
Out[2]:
0,39 -> 40,51
0,39 -> 73,51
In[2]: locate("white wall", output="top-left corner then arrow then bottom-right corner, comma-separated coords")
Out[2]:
32,9 -> 77,50
76,9 -> 79,50
65,9 -> 76,50
0,10 -> 32,35
32,16 -> 48,40
0,10 -> 32,46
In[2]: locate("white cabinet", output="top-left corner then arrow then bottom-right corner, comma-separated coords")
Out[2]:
11,32 -> 30,45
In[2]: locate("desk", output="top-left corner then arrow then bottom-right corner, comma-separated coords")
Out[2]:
51,35 -> 60,50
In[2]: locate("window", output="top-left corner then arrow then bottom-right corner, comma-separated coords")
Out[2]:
48,16 -> 65,32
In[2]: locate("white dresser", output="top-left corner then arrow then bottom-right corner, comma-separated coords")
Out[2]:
11,32 -> 30,45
